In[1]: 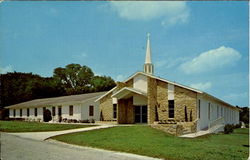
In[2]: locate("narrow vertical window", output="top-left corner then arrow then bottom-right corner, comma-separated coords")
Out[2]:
69,105 -> 73,116
89,105 -> 94,116
217,105 -> 219,118
221,107 -> 223,117
13,109 -> 16,117
198,99 -> 201,118
208,103 -> 210,120
113,104 -> 117,119
168,100 -> 175,118
27,108 -> 30,117
35,108 -> 37,117
52,107 -> 55,116
20,109 -> 22,117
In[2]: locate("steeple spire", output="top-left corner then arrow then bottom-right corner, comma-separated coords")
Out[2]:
144,33 -> 154,75
145,33 -> 151,64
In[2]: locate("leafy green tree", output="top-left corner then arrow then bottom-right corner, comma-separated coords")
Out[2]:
91,76 -> 116,92
240,107 -> 249,124
53,64 -> 94,94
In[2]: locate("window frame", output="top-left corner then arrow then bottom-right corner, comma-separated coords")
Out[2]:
89,105 -> 94,116
113,104 -> 117,119
52,107 -> 56,116
27,108 -> 30,117
208,103 -> 210,120
69,105 -> 73,116
20,109 -> 22,117
168,100 -> 175,118
35,108 -> 37,117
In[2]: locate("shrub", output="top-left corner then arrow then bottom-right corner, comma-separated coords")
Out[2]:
235,123 -> 241,129
224,124 -> 234,134
80,119 -> 90,123
89,118 -> 95,123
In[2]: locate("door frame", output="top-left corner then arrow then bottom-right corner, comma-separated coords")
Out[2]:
134,105 -> 147,123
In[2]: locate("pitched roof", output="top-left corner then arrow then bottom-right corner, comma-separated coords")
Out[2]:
124,72 -> 203,93
111,87 -> 147,99
5,91 -> 107,109
96,71 -> 239,110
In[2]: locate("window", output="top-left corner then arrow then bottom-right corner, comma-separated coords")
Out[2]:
69,105 -> 73,116
52,107 -> 55,116
113,104 -> 117,119
20,109 -> 22,117
27,108 -> 30,117
13,109 -> 16,117
168,100 -> 175,118
221,107 -> 223,117
217,105 -> 219,118
35,108 -> 37,117
89,105 -> 94,116
208,103 -> 210,120
43,107 -> 46,113
198,99 -> 201,118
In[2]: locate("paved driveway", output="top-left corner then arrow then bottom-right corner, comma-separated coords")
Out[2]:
8,125 -> 115,141
1,133 -> 161,160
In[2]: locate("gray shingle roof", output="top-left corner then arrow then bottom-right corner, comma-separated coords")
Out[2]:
5,91 -> 107,109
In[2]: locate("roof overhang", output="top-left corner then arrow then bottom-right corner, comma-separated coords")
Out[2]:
111,87 -> 147,100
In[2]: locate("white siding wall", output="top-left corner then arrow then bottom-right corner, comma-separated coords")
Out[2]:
61,104 -> 81,120
198,96 -> 240,130
81,100 -> 100,120
133,74 -> 147,93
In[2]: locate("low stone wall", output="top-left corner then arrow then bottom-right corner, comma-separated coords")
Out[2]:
151,122 -> 197,136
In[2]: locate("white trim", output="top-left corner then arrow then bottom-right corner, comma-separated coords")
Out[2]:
124,72 -> 202,93
111,87 -> 147,99
95,87 -> 117,102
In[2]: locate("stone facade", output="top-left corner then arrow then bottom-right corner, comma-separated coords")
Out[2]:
99,93 -> 113,121
147,77 -> 157,124
156,80 -> 168,121
174,86 -> 197,122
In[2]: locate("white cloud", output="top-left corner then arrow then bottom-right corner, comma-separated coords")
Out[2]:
155,57 -> 187,69
72,52 -> 87,59
115,74 -> 126,82
224,92 -> 248,101
190,82 -> 212,91
179,46 -> 241,74
0,65 -> 13,74
109,1 -> 189,26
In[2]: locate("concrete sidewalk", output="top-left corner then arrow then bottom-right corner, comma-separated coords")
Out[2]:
8,124 -> 115,141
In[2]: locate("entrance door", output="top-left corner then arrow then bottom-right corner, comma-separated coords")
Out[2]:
135,106 -> 147,123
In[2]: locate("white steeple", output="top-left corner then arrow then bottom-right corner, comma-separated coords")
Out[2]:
144,33 -> 154,75
145,33 -> 152,64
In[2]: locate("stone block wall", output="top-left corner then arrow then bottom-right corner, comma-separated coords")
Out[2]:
100,93 -> 113,121
147,77 -> 157,124
174,86 -> 197,122
156,80 -> 168,121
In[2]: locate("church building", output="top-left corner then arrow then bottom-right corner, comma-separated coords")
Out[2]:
96,34 -> 240,135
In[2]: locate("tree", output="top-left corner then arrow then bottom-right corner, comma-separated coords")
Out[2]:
91,76 -> 116,92
240,107 -> 249,124
53,64 -> 94,94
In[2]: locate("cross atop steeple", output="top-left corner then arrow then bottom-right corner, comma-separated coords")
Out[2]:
144,33 -> 154,75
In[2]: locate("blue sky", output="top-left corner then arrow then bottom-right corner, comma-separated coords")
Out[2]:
0,1 -> 248,107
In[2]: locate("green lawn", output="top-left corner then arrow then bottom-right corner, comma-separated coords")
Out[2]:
52,126 -> 249,160
0,121 -> 96,132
